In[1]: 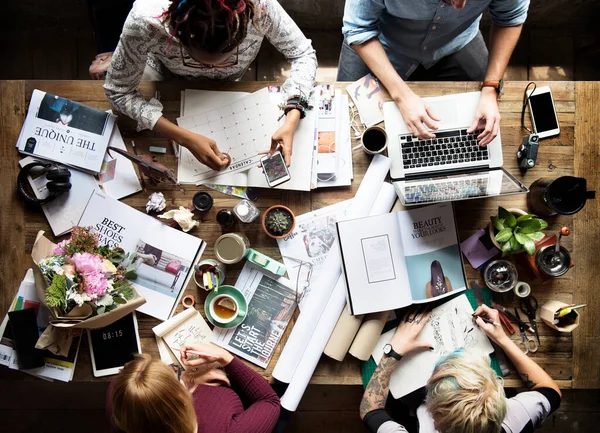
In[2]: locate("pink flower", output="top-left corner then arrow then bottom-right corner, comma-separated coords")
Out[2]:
71,252 -> 103,274
83,271 -> 108,297
53,240 -> 70,256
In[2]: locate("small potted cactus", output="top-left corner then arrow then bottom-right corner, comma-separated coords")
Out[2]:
262,205 -> 296,239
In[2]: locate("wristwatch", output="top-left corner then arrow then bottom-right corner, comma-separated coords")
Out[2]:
383,344 -> 403,360
481,79 -> 504,94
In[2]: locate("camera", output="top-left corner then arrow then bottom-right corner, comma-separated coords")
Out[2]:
517,133 -> 539,172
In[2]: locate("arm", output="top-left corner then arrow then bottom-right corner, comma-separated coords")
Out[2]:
473,304 -> 561,396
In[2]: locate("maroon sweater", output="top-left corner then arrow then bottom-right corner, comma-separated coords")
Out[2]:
107,357 -> 280,433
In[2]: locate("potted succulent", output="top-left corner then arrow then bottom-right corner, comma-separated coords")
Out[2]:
262,205 -> 296,239
489,207 -> 548,256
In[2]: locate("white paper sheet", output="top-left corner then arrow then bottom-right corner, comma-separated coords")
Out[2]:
272,154 -> 391,385
278,181 -> 397,411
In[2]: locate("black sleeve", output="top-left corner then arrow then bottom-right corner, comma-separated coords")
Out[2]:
534,387 -> 562,414
364,409 -> 397,433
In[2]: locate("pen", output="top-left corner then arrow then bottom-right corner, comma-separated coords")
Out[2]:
472,313 -> 501,327
170,346 -> 213,358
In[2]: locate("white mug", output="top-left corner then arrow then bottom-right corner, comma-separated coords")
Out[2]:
209,294 -> 239,324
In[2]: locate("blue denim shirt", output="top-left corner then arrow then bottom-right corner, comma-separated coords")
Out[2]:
343,0 -> 529,74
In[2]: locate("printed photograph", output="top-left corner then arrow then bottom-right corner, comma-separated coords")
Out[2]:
37,93 -> 110,135
300,215 -> 337,258
318,131 -> 336,153
263,154 -> 288,181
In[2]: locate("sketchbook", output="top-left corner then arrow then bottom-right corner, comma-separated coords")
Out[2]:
337,203 -> 466,315
78,191 -> 206,321
372,295 -> 494,398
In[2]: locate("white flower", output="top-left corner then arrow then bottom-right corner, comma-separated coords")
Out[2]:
67,291 -> 94,306
106,279 -> 115,293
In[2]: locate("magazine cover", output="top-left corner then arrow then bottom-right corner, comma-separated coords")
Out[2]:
212,263 -> 297,368
346,74 -> 386,127
16,89 -> 116,173
78,191 -> 206,321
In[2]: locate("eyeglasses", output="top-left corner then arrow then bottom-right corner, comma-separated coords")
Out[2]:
180,44 -> 239,69
281,255 -> 313,306
169,363 -> 183,381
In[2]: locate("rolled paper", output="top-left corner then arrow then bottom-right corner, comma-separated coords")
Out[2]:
323,309 -> 364,361
348,310 -> 390,361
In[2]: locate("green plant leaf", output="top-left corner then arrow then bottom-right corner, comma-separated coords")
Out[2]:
96,306 -> 105,315
523,239 -> 536,256
113,296 -> 127,305
527,232 -> 546,241
514,232 -> 530,246
509,235 -> 521,251
516,214 -> 535,223
491,216 -> 505,231
124,270 -> 138,280
112,284 -> 134,301
519,219 -> 544,233
501,240 -> 513,257
535,218 -> 548,230
498,207 -> 517,228
495,228 -> 513,243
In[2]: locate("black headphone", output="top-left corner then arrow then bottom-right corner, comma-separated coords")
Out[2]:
17,162 -> 72,204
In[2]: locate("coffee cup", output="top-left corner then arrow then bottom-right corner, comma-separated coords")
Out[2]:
361,126 -> 388,155
209,294 -> 240,324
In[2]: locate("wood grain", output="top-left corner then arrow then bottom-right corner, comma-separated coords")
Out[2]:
0,80 -> 595,391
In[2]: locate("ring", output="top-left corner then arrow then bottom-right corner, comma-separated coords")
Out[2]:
414,320 -> 420,324
407,317 -> 414,323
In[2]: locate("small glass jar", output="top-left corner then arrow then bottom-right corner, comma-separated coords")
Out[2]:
233,200 -> 260,223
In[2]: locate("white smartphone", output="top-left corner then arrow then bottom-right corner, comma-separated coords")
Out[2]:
527,86 -> 560,138
87,312 -> 141,377
260,151 -> 291,187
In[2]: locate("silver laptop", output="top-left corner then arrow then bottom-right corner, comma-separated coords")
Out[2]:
384,92 -> 528,205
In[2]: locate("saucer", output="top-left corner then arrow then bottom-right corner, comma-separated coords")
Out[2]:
204,285 -> 248,329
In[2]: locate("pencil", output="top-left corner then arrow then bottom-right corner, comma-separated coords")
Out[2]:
473,314 -> 501,327
170,346 -> 213,358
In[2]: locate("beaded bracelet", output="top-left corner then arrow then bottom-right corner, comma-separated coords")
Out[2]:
278,93 -> 313,120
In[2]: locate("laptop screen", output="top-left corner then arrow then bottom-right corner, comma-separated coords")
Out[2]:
394,168 -> 528,205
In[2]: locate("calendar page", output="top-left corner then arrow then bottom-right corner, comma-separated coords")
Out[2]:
177,88 -> 278,183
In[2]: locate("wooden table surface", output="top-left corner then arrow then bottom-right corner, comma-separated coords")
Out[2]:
0,80 -> 598,389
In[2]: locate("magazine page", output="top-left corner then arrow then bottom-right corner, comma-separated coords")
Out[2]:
277,199 -> 352,310
16,89 -> 116,173
372,295 -> 493,399
396,203 -> 466,303
212,262 -> 297,369
337,212 -> 412,315
78,191 -> 205,321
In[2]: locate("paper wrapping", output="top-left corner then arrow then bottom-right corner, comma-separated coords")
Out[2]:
31,231 -> 146,354
323,309 -> 364,361
348,311 -> 390,361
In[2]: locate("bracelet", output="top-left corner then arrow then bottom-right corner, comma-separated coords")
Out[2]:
278,93 -> 313,120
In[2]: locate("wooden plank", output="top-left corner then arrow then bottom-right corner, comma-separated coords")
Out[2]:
573,82 -> 600,388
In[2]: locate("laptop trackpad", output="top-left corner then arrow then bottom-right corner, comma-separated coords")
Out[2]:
427,99 -> 459,131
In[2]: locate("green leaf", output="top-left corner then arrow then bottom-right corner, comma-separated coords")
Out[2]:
523,239 -> 536,256
46,275 -> 67,309
519,219 -> 544,234
112,284 -> 134,301
495,228 -> 513,243
509,235 -> 521,251
124,270 -> 138,280
498,207 -> 517,229
535,218 -> 548,230
527,231 -> 546,241
96,306 -> 105,315
516,213 -> 535,223
501,240 -> 513,257
113,296 -> 127,305
514,232 -> 530,246
491,216 -> 506,232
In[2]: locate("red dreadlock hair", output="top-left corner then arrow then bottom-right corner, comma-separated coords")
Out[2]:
163,0 -> 255,54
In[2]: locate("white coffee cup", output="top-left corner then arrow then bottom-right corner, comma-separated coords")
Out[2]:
209,294 -> 239,324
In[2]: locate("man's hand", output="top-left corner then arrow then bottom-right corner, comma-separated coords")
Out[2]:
261,109 -> 301,167
472,304 -> 509,345
390,307 -> 433,355
182,132 -> 230,171
468,87 -> 501,147
394,89 -> 440,139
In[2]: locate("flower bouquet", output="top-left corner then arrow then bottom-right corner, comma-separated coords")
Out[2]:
32,228 -> 146,329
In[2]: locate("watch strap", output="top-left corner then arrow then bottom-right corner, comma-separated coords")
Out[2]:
482,80 -> 500,89
383,344 -> 403,360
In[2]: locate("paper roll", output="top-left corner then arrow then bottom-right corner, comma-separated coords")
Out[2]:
348,311 -> 390,361
152,307 -> 196,337
323,309 -> 364,361
272,155 -> 392,384
514,281 -> 531,298
279,179 -> 397,411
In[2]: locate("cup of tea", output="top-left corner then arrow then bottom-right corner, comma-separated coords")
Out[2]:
209,294 -> 239,324
361,126 -> 388,155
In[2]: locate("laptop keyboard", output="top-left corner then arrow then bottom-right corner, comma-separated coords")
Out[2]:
404,177 -> 489,204
399,129 -> 488,170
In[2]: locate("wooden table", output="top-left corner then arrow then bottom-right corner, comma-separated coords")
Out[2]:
0,80 -> 598,389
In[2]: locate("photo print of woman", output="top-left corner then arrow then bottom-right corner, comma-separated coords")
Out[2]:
425,260 -> 453,298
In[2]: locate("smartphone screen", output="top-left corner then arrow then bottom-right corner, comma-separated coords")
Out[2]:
530,91 -> 559,133
262,152 -> 289,185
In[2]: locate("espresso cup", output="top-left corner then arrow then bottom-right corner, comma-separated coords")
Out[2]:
209,294 -> 240,324
361,126 -> 388,155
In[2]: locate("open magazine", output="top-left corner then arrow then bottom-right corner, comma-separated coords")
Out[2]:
212,262 -> 297,368
16,89 -> 116,173
0,269 -> 82,382
337,203 -> 466,315
78,191 -> 206,321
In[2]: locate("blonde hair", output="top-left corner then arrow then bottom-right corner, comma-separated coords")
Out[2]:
425,349 -> 507,433
111,354 -> 197,433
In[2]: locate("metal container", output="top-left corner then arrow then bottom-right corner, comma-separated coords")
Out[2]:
483,260 -> 518,293
535,245 -> 571,277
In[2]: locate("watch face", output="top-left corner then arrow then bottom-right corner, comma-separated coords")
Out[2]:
383,344 -> 391,355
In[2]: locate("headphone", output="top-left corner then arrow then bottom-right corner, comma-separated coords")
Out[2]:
17,162 -> 72,204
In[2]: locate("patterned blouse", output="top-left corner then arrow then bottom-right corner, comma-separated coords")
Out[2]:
104,0 -> 317,131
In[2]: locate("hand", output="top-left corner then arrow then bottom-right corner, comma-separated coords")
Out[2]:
261,109 -> 300,167
181,342 -> 234,367
394,89 -> 440,139
472,304 -> 508,345
389,307 -> 433,356
182,132 -> 230,171
181,364 -> 230,388
468,87 -> 501,147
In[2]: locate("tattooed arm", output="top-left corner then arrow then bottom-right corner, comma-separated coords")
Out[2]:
360,356 -> 399,420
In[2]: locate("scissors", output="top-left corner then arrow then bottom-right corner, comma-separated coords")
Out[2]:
520,295 -> 540,345
515,308 -> 539,355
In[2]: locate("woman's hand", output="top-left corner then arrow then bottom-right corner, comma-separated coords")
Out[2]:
262,109 -> 301,167
389,307 -> 433,356
181,364 -> 230,388
394,89 -> 440,139
181,342 -> 234,367
472,304 -> 509,345
182,132 -> 230,171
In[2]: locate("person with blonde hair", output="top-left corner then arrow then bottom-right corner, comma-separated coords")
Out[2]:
107,342 -> 280,433
360,304 -> 561,433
